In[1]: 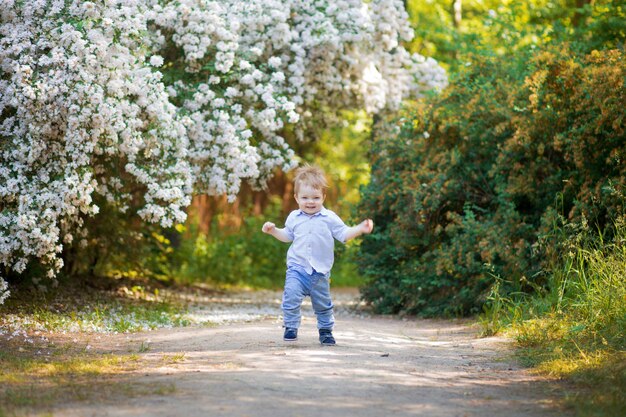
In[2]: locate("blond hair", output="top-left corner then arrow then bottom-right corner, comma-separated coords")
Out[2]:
293,164 -> 328,194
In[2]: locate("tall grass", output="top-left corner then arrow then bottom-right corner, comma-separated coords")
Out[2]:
480,214 -> 626,416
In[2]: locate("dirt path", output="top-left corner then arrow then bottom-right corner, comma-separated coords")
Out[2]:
54,289 -> 568,417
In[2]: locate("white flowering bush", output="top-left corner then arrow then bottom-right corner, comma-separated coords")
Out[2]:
0,0 -> 192,296
0,0 -> 447,302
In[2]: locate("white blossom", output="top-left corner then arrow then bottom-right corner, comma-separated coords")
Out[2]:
0,277 -> 9,305
149,55 -> 164,67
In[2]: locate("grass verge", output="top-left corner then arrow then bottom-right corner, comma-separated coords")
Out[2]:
480,216 -> 625,417
0,276 -> 191,416
510,317 -> 625,417
0,342 -> 175,417
0,276 -> 193,334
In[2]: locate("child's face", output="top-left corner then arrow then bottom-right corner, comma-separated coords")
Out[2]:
294,184 -> 325,215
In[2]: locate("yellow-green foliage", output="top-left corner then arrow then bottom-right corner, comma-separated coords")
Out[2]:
406,0 -> 626,71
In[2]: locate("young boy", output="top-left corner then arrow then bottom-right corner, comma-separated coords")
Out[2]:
261,165 -> 373,345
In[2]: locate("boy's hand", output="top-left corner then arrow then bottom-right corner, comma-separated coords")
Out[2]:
262,222 -> 276,234
361,219 -> 374,234
262,222 -> 291,242
344,219 -> 374,242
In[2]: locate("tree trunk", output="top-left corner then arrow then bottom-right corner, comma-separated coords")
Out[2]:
451,0 -> 462,28
189,169 -> 295,235
190,194 -> 216,235
572,0 -> 592,27
282,180 -> 294,215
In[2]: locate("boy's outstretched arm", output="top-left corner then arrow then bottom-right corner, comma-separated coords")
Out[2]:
262,222 -> 292,243
344,219 -> 374,242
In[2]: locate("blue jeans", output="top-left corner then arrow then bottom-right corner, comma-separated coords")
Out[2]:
282,265 -> 334,330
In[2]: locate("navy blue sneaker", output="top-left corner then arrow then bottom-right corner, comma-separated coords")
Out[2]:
283,327 -> 298,341
319,329 -> 336,346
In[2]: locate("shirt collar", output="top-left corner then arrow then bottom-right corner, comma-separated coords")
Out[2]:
297,206 -> 329,217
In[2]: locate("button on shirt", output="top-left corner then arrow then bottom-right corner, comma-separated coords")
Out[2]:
284,207 -> 349,275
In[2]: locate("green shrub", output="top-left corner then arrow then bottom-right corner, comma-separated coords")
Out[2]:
163,201 -> 362,289
55,195 -> 167,283
173,214 -> 288,289
356,46 -> 625,316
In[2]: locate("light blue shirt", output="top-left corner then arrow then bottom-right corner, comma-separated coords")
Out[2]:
283,207 -> 349,275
